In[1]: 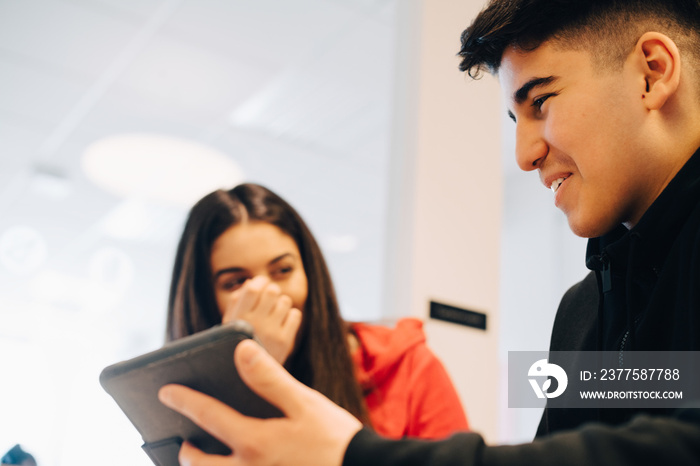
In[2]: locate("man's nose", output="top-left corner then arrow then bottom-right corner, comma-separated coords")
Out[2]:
514,121 -> 547,171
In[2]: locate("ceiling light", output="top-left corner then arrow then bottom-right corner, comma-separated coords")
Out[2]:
82,133 -> 245,208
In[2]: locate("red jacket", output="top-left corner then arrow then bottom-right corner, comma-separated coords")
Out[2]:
350,318 -> 469,439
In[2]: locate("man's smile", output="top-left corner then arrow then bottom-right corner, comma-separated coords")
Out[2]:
543,172 -> 572,193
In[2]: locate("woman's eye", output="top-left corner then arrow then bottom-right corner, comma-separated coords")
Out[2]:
221,277 -> 248,291
272,267 -> 293,278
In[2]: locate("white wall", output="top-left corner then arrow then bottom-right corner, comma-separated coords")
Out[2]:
385,0 -> 502,443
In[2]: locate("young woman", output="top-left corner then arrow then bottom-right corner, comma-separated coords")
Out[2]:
166,183 -> 468,439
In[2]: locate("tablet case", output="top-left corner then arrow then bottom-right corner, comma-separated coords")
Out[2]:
99,321 -> 282,466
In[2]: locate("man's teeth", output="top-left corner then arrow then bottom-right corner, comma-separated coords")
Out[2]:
550,177 -> 566,193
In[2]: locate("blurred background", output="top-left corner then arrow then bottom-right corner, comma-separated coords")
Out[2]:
0,1 -> 588,465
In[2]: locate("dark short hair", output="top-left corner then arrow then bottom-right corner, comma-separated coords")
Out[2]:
459,0 -> 700,78
166,183 -> 369,424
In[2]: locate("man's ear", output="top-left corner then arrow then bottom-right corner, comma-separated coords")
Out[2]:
633,32 -> 681,110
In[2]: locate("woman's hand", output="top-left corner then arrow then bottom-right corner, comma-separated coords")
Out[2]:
222,275 -> 302,364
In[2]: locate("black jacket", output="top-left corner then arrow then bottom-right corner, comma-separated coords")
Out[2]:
342,149 -> 700,466
538,146 -> 700,436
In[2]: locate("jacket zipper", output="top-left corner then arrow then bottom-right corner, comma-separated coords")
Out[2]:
600,253 -> 612,293
618,314 -> 642,367
618,331 -> 629,367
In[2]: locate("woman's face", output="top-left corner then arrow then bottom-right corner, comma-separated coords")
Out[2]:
209,221 -> 308,315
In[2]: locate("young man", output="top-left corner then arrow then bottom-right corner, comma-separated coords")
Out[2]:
158,0 -> 700,464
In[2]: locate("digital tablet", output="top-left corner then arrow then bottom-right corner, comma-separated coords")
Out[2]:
99,320 -> 282,466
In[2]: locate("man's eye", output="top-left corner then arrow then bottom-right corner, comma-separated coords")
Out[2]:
532,93 -> 556,111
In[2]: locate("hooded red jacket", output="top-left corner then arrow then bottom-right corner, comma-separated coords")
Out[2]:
350,318 -> 469,439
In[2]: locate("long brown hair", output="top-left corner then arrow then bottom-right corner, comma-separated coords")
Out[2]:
166,183 -> 370,424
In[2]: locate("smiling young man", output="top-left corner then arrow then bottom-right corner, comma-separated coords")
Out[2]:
500,41 -> 689,238
157,1 -> 700,465
457,0 -> 700,443
479,8 -> 700,239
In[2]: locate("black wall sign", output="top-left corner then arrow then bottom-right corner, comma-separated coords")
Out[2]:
429,300 -> 487,330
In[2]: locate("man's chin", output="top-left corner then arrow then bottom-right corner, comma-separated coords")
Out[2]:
566,215 -> 620,239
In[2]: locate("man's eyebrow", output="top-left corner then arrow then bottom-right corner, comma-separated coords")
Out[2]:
513,76 -> 558,105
